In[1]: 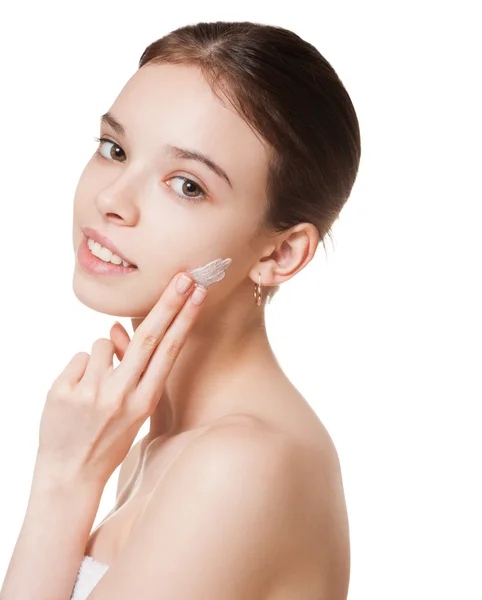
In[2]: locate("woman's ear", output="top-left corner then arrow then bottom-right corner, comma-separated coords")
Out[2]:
249,222 -> 319,288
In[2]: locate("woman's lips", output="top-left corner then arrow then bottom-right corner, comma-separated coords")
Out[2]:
78,234 -> 138,276
82,226 -> 137,267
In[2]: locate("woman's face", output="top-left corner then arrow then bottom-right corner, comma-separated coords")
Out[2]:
72,63 -> 270,318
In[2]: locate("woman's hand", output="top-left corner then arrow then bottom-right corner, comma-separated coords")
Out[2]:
36,272 -> 207,489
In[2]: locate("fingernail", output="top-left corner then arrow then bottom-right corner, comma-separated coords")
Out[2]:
191,284 -> 207,305
176,274 -> 193,294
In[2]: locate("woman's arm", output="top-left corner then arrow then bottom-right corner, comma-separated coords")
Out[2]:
0,455 -> 104,600
0,273 -> 206,599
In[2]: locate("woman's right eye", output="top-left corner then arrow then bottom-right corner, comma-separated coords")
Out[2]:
94,137 -> 126,162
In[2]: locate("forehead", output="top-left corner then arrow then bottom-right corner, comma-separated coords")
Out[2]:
108,63 -> 268,193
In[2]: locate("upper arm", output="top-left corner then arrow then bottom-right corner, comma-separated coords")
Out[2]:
88,425 -> 295,600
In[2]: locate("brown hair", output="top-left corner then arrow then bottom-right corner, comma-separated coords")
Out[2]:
139,21 -> 361,303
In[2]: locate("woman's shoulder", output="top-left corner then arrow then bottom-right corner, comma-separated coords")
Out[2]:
157,411 -> 339,513
114,415 -> 263,504
140,411 -> 348,591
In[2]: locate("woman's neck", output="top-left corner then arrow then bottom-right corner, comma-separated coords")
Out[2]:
131,295 -> 276,440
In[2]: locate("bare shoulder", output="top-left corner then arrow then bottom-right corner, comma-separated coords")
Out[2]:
86,417 -> 330,598
157,414 -> 348,597
140,415 -> 301,553
156,415 -> 295,497
90,412 -> 350,599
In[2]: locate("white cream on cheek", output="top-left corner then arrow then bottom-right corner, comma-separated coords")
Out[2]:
187,258 -> 232,288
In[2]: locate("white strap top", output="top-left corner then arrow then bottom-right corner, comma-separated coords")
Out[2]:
70,555 -> 110,600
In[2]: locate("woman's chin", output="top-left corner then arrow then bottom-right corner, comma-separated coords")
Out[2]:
71,273 -> 148,318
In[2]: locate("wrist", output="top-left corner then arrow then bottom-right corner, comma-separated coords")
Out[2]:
0,455 -> 105,599
27,466 -> 104,547
32,451 -> 106,497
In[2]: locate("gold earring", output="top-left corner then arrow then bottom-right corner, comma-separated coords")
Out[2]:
254,272 -> 262,306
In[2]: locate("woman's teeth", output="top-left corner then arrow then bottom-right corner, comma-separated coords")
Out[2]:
87,237 -> 134,267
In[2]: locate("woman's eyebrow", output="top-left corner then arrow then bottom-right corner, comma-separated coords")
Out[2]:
100,112 -> 233,189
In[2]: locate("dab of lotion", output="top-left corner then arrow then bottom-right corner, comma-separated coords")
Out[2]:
187,258 -> 232,288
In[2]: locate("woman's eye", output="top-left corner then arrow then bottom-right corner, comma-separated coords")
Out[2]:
95,137 -> 126,162
168,176 -> 207,203
93,137 -> 207,203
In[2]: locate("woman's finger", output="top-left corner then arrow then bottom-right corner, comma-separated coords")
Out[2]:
51,352 -> 90,387
112,272 -> 195,389
133,283 -> 207,411
110,322 -> 131,362
78,338 -> 115,390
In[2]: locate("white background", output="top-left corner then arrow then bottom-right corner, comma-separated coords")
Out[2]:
0,1 -> 480,598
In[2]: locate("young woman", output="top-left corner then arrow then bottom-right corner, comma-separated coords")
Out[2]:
1,20 -> 360,600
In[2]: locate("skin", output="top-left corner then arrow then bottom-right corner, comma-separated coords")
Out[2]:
69,62 -> 350,598
72,61 -> 320,441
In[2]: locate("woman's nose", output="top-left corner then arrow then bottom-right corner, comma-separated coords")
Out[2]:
95,172 -> 143,224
